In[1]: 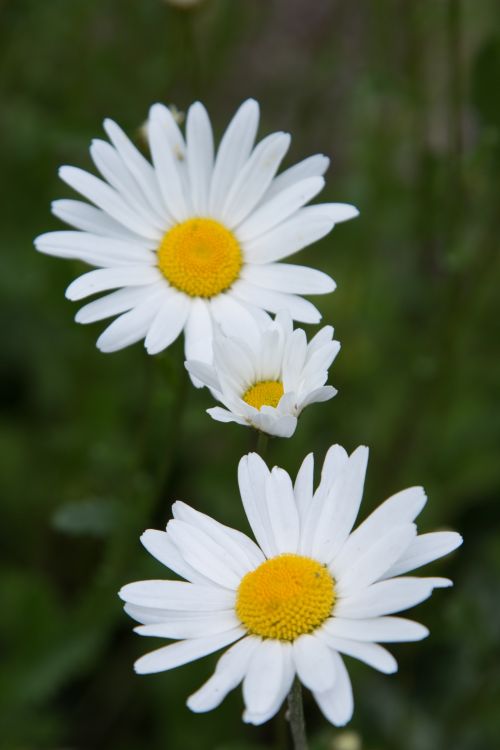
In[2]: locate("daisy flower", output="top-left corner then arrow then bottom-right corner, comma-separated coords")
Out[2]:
119,445 -> 462,727
185,311 -> 340,437
34,99 -> 358,368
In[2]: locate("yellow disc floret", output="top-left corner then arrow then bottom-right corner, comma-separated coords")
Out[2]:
157,218 -> 242,298
236,553 -> 335,641
243,380 -> 285,410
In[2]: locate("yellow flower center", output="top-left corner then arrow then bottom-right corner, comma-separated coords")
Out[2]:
243,380 -> 284,410
236,553 -> 335,641
157,218 -> 242,298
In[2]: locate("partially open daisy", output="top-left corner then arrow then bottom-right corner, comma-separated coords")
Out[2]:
34,99 -> 358,368
119,445 -> 462,727
185,311 -> 340,437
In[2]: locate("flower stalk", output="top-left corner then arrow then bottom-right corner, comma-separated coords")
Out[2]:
287,678 -> 309,750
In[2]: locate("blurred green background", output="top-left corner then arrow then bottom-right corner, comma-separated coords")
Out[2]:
1,0 -> 499,748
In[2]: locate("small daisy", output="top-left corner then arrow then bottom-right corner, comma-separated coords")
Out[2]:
120,445 -> 462,727
185,311 -> 340,437
35,100 -> 358,369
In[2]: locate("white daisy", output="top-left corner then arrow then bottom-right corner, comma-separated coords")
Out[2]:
185,311 -> 340,437
34,99 -> 358,370
119,445 -> 462,727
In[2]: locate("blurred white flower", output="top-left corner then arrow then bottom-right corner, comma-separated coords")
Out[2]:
186,311 -> 340,437
120,445 -> 462,726
35,99 -> 357,372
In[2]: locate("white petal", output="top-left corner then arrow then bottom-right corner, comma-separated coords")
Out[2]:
242,640 -> 290,716
59,166 -> 160,240
334,577 -> 440,619
144,291 -> 190,354
232,279 -> 321,324
332,487 -> 427,573
134,627 -> 244,674
51,199 -> 152,243
65,265 -> 162,301
243,642 -> 294,725
172,501 -> 265,570
265,468 -> 300,554
310,446 -> 369,563
75,285 -> 155,324
184,360 -> 221,392
383,531 -> 463,578
322,616 -> 429,643
119,580 -> 235,611
186,101 -> 214,215
209,99 -> 260,216
90,139 -> 165,231
103,118 -> 167,220
210,293 -> 261,349
140,529 -> 213,585
251,411 -> 297,438
166,519 -> 245,589
243,206 -> 336,264
242,263 -> 335,295
35,230 -> 155,267
294,452 -> 314,525
184,298 -> 213,364
222,133 -> 291,227
318,633 -> 397,673
148,105 -> 189,221
237,176 -> 325,242
334,524 -> 417,596
318,202 -> 360,223
313,652 -> 353,727
293,634 -> 336,692
261,154 -> 330,203
135,610 -> 239,639
96,292 -> 163,352
187,636 -> 260,713
207,407 -> 247,425
298,386 -> 337,410
238,453 -> 276,558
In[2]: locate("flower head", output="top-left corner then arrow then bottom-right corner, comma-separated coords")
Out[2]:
120,445 -> 462,726
186,311 -> 340,437
35,100 -> 358,372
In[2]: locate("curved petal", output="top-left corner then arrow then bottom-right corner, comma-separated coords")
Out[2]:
242,263 -> 335,295
144,291 -> 191,354
186,101 -> 214,215
59,166 -> 160,240
242,640 -> 292,717
232,279 -> 321,324
322,616 -> 429,643
140,529 -> 214,585
65,266 -> 162,301
265,468 -> 300,554
236,176 -> 325,242
312,652 -> 354,727
134,626 -> 245,674
209,99 -> 260,216
292,634 -> 336,692
222,133 -> 291,227
187,636 -> 260,713
383,531 -> 463,579
75,285 -> 155,324
96,292 -> 164,352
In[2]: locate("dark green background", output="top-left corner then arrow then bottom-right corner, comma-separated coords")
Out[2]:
1,1 -> 499,748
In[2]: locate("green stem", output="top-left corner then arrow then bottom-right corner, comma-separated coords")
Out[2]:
287,679 -> 309,750
256,430 -> 269,457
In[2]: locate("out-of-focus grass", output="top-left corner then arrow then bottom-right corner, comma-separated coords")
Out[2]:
1,1 -> 499,748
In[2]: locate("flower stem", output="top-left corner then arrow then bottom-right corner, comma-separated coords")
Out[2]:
255,430 -> 269,457
287,678 -> 309,750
